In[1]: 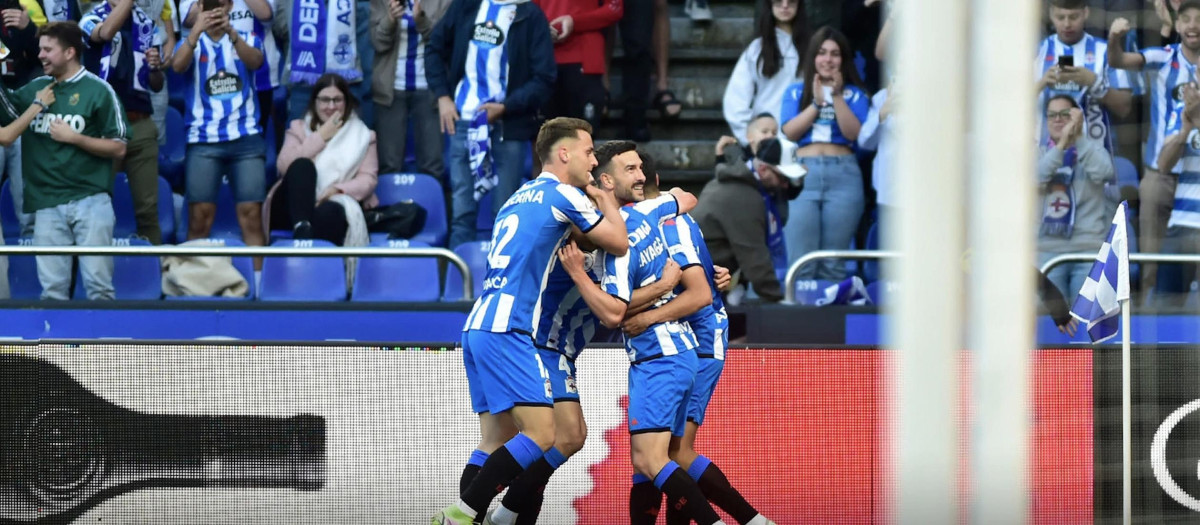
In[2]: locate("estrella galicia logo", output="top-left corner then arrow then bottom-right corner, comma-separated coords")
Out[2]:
472,20 -> 504,49
205,70 -> 242,100
1152,399 -> 1200,512
333,34 -> 354,66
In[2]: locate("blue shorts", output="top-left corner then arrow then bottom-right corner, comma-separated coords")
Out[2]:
462,330 -> 553,414
628,351 -> 697,437
686,309 -> 729,425
539,349 -> 579,403
185,134 -> 267,204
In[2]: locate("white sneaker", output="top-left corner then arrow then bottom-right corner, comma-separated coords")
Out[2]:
685,0 -> 713,21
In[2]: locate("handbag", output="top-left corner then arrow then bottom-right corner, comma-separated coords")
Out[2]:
363,201 -> 427,239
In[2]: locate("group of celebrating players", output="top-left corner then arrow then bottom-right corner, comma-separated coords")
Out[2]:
432,117 -> 776,525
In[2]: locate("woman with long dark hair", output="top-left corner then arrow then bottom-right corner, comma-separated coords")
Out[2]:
264,73 -> 379,246
722,0 -> 808,144
778,26 -> 870,281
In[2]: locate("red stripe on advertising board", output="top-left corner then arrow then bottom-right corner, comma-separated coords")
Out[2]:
572,348 -> 1091,524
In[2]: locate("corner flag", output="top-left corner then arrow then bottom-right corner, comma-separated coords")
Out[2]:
1069,201 -> 1131,344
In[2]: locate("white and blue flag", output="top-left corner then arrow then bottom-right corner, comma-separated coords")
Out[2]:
1070,201 -> 1131,343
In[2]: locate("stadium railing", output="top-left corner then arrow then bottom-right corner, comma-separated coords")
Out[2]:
0,244 -> 476,301
782,249 -> 899,304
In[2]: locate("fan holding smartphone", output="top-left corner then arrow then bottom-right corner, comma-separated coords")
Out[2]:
169,0 -> 269,247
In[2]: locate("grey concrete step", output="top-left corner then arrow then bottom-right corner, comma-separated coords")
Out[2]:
607,75 -> 730,112
595,108 -> 730,142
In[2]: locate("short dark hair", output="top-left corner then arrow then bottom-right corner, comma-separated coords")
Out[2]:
592,140 -> 637,184
38,22 -> 85,62
640,151 -> 660,195
306,73 -> 359,131
1044,93 -> 1079,114
1048,0 -> 1087,9
535,117 -> 593,164
1181,0 -> 1200,15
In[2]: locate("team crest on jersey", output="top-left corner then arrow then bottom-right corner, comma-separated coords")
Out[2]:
205,70 -> 243,100
1085,52 -> 1095,64
68,93 -> 79,106
472,20 -> 505,49
1189,129 -> 1200,151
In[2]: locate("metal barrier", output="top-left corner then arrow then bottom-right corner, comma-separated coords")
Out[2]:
782,249 -> 900,304
0,244 -> 476,300
1039,252 -> 1200,276
781,251 -> 1200,303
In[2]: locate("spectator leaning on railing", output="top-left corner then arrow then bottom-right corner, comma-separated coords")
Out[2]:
1037,94 -> 1116,300
171,0 -> 266,250
0,21 -> 128,300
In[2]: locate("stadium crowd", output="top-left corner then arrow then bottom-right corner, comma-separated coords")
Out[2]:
0,0 -> 1194,307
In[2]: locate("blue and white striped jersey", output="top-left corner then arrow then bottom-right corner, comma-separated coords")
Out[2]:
531,194 -> 678,359
659,213 -> 727,329
394,1 -> 427,91
779,82 -> 870,148
533,255 -> 601,360
1165,117 -> 1200,230
179,0 -> 282,90
178,31 -> 261,144
1141,44 -> 1197,172
463,173 -> 604,336
1034,33 -> 1135,154
602,205 -> 698,363
453,0 -> 515,116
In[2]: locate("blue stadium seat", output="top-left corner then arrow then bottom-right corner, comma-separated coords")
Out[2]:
178,175 -> 243,241
866,280 -> 899,306
443,240 -> 490,301
476,190 -> 495,235
72,238 -> 161,300
0,179 -> 18,238
374,173 -> 447,246
159,106 -> 186,191
164,237 -> 256,300
165,68 -> 187,113
259,239 -> 346,301
863,222 -> 879,282
4,236 -> 39,299
351,239 -> 440,301
111,174 -> 176,244
1114,156 -> 1138,192
793,279 -> 836,306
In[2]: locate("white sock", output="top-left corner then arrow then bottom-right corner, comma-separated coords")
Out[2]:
488,503 -> 518,525
746,515 -> 772,525
455,499 -> 477,519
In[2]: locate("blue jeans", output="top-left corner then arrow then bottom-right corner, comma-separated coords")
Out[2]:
785,154 -> 865,281
447,119 -> 527,248
1038,251 -> 1091,300
185,135 -> 267,203
34,192 -> 115,300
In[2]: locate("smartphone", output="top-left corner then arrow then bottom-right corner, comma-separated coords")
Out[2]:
1058,55 -> 1074,68
202,0 -> 220,11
